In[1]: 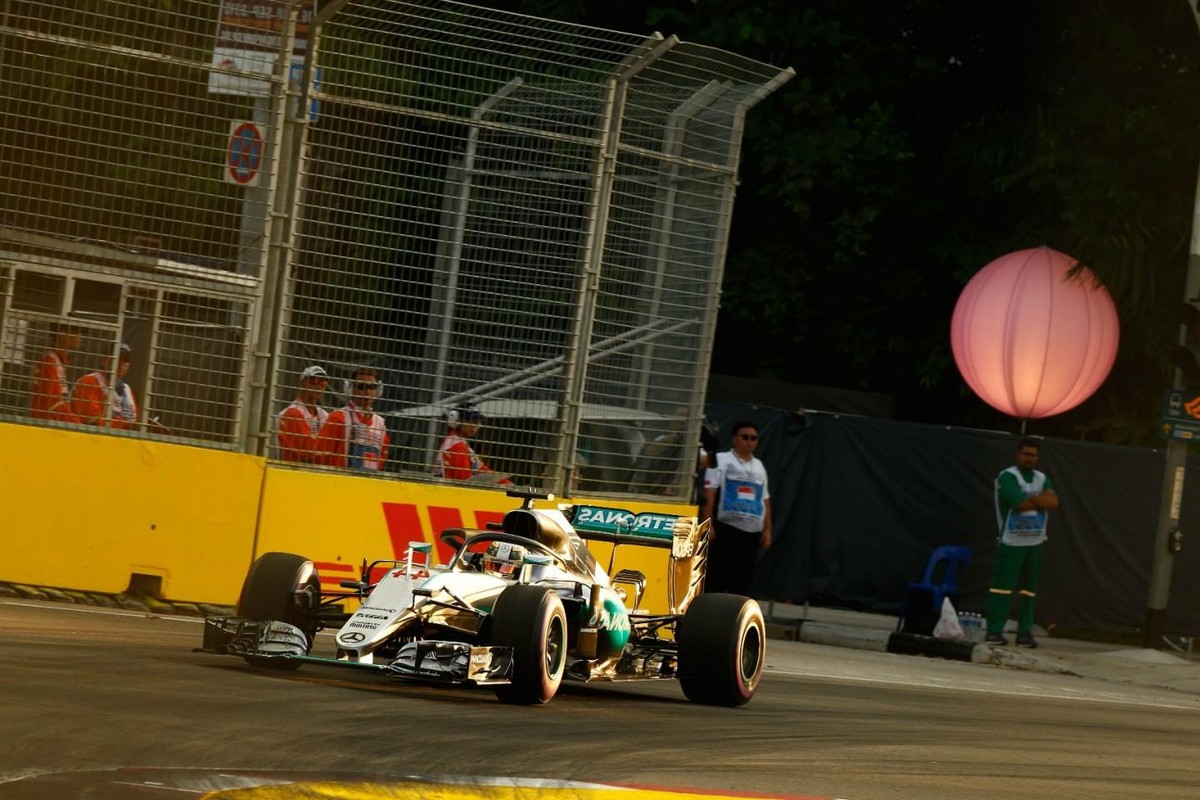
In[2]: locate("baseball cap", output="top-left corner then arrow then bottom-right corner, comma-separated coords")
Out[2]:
301,365 -> 328,380
102,343 -> 132,362
449,406 -> 483,426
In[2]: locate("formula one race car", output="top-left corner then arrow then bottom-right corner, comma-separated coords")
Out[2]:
199,490 -> 765,706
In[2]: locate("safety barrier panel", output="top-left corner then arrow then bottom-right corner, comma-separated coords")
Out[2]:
0,422 -> 688,609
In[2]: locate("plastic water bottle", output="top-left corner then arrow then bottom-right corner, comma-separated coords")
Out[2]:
958,612 -> 984,643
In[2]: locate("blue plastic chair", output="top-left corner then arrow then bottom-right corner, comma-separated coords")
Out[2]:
895,545 -> 972,632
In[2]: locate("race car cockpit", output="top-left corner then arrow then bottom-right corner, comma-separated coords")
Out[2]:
481,540 -> 526,578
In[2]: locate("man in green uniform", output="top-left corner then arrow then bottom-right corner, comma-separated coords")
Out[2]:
986,437 -> 1059,648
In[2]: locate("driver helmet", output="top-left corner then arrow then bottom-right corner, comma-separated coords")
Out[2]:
482,541 -> 526,578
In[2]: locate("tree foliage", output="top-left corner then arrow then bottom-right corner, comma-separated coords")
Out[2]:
987,2 -> 1200,442
485,0 -> 1200,442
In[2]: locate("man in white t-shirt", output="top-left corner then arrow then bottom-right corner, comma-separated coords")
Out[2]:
700,420 -> 772,595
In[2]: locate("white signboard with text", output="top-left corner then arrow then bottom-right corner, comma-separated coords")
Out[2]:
208,0 -> 315,97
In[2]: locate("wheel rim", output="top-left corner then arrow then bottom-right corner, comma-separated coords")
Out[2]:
545,614 -> 566,678
739,623 -> 763,688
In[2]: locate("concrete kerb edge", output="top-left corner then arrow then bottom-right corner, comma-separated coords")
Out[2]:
765,616 -> 1081,676
887,630 -> 978,660
767,618 -> 967,658
0,581 -> 235,618
801,621 -> 892,652
971,642 -> 1081,675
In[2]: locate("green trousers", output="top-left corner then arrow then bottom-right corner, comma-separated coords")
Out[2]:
986,542 -> 1044,636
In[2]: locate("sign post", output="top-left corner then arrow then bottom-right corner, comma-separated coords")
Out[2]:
1142,2 -> 1200,649
1140,5 -> 1200,649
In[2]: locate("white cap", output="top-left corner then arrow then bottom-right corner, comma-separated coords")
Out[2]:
300,365 -> 328,380
103,343 -> 131,362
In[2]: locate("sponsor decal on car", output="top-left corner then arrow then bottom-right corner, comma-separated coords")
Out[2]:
596,597 -> 631,634
572,505 -> 680,539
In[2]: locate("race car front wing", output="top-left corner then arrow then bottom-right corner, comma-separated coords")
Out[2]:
199,617 -> 512,686
200,617 -> 309,659
386,641 -> 512,685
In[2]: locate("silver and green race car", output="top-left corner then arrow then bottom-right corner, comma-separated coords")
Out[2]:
199,489 -> 765,706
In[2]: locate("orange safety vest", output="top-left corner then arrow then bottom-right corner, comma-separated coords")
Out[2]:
318,404 -> 388,470
276,400 -> 329,463
31,351 -> 78,423
71,371 -> 137,429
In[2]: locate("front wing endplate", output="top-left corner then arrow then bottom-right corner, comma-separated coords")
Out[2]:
200,617 -> 308,660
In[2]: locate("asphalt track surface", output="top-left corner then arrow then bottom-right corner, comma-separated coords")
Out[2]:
2,599 -> 1200,800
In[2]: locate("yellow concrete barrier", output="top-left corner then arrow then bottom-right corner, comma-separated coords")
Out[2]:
1,422 -> 693,611
0,421 -> 262,603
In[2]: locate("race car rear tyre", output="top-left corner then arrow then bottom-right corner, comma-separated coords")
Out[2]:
236,552 -> 320,670
490,585 -> 567,705
678,593 -> 765,706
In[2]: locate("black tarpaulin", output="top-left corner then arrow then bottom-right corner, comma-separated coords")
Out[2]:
704,404 -> 1200,636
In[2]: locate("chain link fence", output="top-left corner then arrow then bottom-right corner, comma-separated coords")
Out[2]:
0,0 -> 790,497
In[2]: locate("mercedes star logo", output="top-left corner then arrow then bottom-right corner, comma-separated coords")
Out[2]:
339,632 -> 366,643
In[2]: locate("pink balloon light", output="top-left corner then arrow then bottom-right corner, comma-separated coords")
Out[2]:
951,247 -> 1119,419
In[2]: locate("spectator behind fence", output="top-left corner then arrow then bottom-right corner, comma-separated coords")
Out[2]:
701,420 -> 772,595
71,343 -> 137,429
317,366 -> 389,471
30,323 -> 81,424
275,365 -> 330,464
433,406 -> 511,485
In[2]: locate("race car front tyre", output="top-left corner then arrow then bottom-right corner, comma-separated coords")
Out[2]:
490,585 -> 567,705
236,551 -> 320,670
678,593 -> 765,706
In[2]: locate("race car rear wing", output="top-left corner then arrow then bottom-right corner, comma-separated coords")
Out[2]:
568,504 -> 710,615
568,505 -> 678,548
